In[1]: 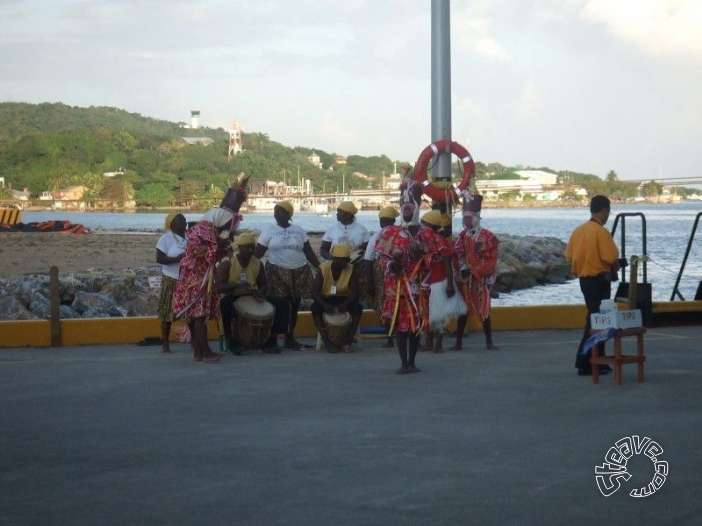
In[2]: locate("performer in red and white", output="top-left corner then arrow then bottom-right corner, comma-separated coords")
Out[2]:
450,191 -> 500,351
374,179 -> 456,374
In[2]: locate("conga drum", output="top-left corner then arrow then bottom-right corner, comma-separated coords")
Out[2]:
233,296 -> 275,349
323,311 -> 352,349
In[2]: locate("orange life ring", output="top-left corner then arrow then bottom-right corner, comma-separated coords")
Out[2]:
413,139 -> 475,202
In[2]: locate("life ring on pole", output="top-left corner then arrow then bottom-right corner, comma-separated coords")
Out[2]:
413,139 -> 475,203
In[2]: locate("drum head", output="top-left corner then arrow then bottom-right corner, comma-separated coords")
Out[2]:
323,311 -> 352,326
235,296 -> 275,318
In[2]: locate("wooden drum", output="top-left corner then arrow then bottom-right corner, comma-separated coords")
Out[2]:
323,311 -> 352,348
233,296 -> 275,348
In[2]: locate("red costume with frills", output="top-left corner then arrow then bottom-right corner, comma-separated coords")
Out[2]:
173,214 -> 242,320
374,225 -> 451,333
453,227 -> 499,321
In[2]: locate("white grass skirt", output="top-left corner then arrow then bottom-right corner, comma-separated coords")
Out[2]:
429,279 -> 467,331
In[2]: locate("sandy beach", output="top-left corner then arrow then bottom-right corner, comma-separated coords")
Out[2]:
0,232 -> 325,275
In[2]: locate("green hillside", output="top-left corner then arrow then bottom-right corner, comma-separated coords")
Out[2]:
1,102 -> 675,206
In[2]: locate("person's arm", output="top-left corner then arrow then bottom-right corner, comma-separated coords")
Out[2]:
319,240 -> 332,260
254,265 -> 267,300
311,270 -> 325,307
253,243 -> 267,260
215,260 -> 235,294
303,241 -> 321,268
339,265 -> 360,312
156,248 -> 183,266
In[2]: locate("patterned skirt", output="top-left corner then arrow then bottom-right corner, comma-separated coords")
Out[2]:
157,275 -> 178,322
265,262 -> 313,300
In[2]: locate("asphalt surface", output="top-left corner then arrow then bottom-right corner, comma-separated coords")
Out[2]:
1,326 -> 701,525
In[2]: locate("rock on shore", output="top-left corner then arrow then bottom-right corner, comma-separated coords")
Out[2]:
0,235 -> 572,321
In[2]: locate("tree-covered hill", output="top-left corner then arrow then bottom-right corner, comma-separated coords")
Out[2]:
0,102 -> 684,206
0,102 -> 404,206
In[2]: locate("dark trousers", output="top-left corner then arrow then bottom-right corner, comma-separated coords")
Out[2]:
575,276 -> 612,370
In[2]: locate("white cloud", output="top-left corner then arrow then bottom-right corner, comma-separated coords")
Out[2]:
581,0 -> 702,58
515,80 -> 543,120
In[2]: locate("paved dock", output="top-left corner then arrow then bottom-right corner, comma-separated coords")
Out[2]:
1,326 -> 701,525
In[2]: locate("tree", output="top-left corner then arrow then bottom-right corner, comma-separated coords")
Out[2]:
136,183 -> 174,207
606,170 -> 619,182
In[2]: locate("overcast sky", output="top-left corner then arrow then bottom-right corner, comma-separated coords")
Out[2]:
2,0 -> 701,183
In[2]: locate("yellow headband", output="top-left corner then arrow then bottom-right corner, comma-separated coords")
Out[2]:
330,243 -> 351,258
421,210 -> 442,227
440,213 -> 452,228
337,201 -> 358,215
164,212 -> 179,230
276,201 -> 294,216
236,232 -> 257,246
378,206 -> 400,220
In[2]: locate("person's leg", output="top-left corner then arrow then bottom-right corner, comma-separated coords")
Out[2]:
576,277 -> 610,373
160,320 -> 172,353
483,316 -> 499,350
285,297 -> 311,350
433,332 -> 444,353
219,296 -> 236,350
264,296 -> 289,352
395,331 -> 409,374
407,332 -> 421,372
187,321 -> 200,360
192,317 -> 220,362
449,315 -> 468,351
345,300 -> 363,351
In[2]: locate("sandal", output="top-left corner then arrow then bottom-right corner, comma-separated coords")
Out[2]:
284,339 -> 313,351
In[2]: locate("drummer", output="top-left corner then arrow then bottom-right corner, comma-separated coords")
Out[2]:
216,232 -> 267,354
311,243 -> 363,353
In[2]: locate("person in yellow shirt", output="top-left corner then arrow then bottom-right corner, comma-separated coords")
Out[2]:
311,243 -> 362,353
216,233 -> 267,354
566,195 -> 626,376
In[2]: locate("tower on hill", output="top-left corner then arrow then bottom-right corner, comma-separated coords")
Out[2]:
191,109 -> 201,129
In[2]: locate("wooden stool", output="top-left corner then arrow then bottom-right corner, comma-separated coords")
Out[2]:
590,327 -> 646,385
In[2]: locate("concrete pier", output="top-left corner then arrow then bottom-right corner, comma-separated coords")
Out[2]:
1,327 -> 700,525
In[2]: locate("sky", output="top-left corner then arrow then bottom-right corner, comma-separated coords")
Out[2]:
2,0 -> 701,183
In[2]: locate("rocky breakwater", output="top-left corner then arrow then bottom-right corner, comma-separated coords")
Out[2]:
0,235 -> 573,321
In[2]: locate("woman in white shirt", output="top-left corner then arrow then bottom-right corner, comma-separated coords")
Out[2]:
319,201 -> 370,261
254,201 -> 320,352
155,213 -> 187,353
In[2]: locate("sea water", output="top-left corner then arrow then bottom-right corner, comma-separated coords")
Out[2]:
22,202 -> 702,305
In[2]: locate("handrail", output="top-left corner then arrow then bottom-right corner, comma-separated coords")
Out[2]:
611,212 -> 647,284
670,211 -> 702,301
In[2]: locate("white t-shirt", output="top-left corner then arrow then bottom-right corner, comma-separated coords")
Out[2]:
322,221 -> 370,253
257,223 -> 310,269
156,231 -> 186,279
363,230 -> 382,261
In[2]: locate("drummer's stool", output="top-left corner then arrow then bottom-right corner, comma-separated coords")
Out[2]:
315,325 -> 363,352
590,327 -> 646,385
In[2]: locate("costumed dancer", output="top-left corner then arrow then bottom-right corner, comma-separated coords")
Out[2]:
362,206 -> 400,348
450,192 -> 499,351
172,175 -> 248,362
374,179 -> 456,374
420,210 -> 465,353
